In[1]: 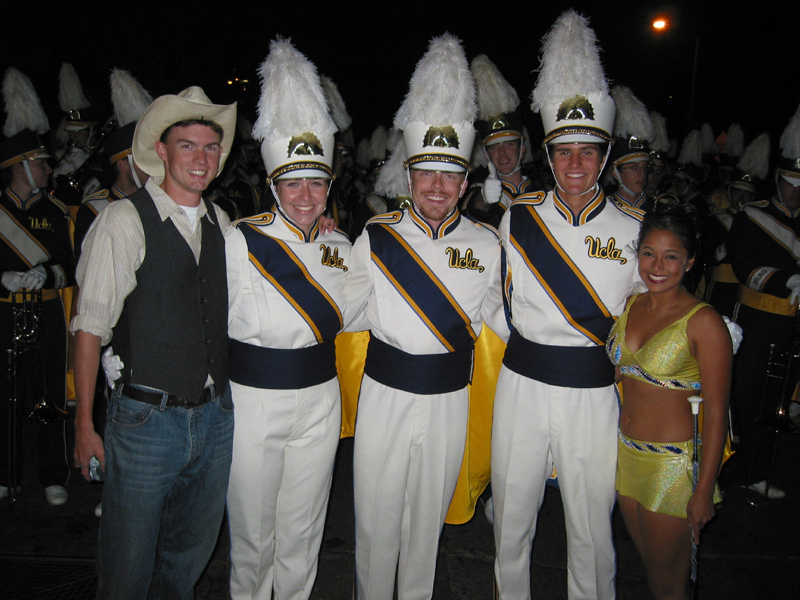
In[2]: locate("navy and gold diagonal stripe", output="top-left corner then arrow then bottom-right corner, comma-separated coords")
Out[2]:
369,223 -> 476,352
240,223 -> 342,343
510,204 -> 613,345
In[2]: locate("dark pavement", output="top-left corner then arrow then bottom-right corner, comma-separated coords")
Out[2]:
2,431 -> 798,599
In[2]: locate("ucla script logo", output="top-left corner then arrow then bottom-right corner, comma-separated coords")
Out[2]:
320,244 -> 348,272
445,247 -> 485,272
28,216 -> 53,231
585,236 -> 627,264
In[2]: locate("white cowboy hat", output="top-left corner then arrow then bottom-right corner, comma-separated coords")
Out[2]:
132,86 -> 236,178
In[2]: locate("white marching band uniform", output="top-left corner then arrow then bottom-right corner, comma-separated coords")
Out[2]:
225,208 -> 352,600
492,189 -> 642,600
345,204 -> 507,600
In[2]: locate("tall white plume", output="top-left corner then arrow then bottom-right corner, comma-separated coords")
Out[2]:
3,68 -> 49,137
110,69 -> 153,127
737,132 -> 770,180
724,123 -> 744,157
700,123 -> 718,154
375,135 -> 409,199
531,10 -> 608,113
59,63 -> 90,112
369,125 -> 388,162
252,37 -> 337,143
394,33 -> 476,129
355,138 -> 370,169
471,54 -> 519,119
678,130 -> 703,167
321,75 -> 352,132
611,86 -> 654,140
649,111 -> 670,152
780,103 -> 800,160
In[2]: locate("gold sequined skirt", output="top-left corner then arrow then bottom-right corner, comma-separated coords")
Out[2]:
616,431 -> 722,519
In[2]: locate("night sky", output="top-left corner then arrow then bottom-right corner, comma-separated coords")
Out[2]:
3,1 -> 795,152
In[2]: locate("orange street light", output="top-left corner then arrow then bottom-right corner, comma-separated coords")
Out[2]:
652,18 -> 668,31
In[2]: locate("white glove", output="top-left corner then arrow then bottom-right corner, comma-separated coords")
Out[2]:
20,265 -> 47,290
787,274 -> 800,304
721,316 -> 743,355
102,346 -> 124,389
1,271 -> 25,292
481,163 -> 503,205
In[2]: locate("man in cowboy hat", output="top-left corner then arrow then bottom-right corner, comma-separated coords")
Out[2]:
71,86 -> 236,599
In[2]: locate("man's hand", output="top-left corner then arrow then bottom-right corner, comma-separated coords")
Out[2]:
20,265 -> 47,290
1,271 -> 25,292
481,163 -> 503,205
74,424 -> 105,482
721,316 -> 743,354
319,215 -> 337,234
102,347 -> 124,389
787,274 -> 800,304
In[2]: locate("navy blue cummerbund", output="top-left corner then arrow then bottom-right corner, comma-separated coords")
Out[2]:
502,329 -> 614,389
229,339 -> 337,390
364,335 -> 473,395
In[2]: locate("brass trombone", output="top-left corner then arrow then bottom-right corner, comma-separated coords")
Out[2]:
744,306 -> 800,506
5,289 -> 68,509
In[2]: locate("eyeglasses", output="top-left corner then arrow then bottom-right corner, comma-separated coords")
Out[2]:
619,163 -> 653,174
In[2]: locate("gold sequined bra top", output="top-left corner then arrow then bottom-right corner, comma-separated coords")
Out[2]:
606,295 -> 708,391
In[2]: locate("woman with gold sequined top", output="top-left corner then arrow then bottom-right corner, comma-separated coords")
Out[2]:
606,202 -> 732,600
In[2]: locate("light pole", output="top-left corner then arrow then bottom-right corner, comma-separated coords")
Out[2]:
651,16 -> 700,134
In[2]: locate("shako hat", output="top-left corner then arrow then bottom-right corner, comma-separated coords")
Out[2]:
59,63 -> 99,131
253,38 -> 337,183
731,132 -> 770,195
778,103 -> 800,184
394,33 -> 476,173
608,86 -> 654,167
133,86 -> 236,178
471,54 -> 523,147
104,69 -> 153,164
0,67 -> 50,170
532,10 -> 615,146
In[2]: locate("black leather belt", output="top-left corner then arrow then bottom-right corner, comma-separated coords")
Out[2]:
120,384 -> 215,408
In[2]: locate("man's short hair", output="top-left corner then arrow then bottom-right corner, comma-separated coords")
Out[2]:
159,119 -> 224,144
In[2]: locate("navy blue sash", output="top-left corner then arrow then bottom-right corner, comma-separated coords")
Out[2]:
368,223 -> 477,352
240,223 -> 342,343
364,335 -> 472,395
503,330 -> 615,388
509,204 -> 614,345
230,339 -> 336,390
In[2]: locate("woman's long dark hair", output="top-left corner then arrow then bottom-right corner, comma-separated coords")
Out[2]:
637,195 -> 701,259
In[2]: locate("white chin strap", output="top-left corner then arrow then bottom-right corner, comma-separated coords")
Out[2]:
23,161 -> 40,193
547,148 -> 609,197
128,155 -> 143,189
613,167 -> 637,197
484,144 -> 523,177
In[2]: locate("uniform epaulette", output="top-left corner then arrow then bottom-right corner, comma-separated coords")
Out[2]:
462,212 -> 500,239
366,210 -> 403,227
611,202 -> 646,222
329,227 -> 351,241
510,191 -> 546,207
47,194 -> 70,215
743,199 -> 769,209
82,189 -> 111,204
235,212 -> 275,229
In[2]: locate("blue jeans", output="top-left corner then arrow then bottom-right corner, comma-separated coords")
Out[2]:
97,383 -> 234,600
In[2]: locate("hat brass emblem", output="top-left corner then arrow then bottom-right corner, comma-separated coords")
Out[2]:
422,126 -> 460,149
556,96 -> 595,122
628,135 -> 644,150
490,116 -> 509,130
287,133 -> 324,158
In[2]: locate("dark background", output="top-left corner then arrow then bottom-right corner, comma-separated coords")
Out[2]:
2,1 -> 795,149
